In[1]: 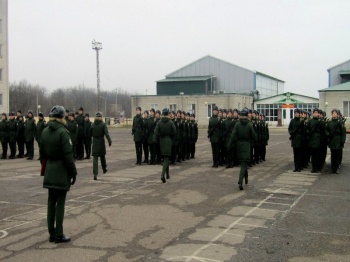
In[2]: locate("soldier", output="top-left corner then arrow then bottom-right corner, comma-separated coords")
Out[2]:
261,114 -> 269,161
224,109 -> 235,168
40,105 -> 77,243
142,110 -> 149,163
319,110 -> 328,169
132,107 -> 143,165
0,113 -> 9,159
24,110 -> 36,160
185,112 -> 191,160
36,112 -> 47,160
153,108 -> 176,183
16,114 -> 25,158
66,113 -> 78,159
75,107 -> 85,160
218,109 -> 226,166
190,113 -> 198,159
339,112 -> 347,169
155,110 -> 162,164
147,108 -> 156,165
90,112 -> 112,180
306,108 -> 322,173
325,109 -> 344,174
208,106 -> 221,168
288,109 -> 304,172
228,108 -> 257,190
64,109 -> 69,122
84,113 -> 92,159
175,110 -> 183,162
170,111 -> 178,164
8,112 -> 18,159
232,109 -> 240,166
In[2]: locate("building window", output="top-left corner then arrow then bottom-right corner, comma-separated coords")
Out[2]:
188,104 -> 196,114
207,103 -> 216,118
344,101 -> 349,118
150,104 -> 158,110
0,94 -> 2,106
169,104 -> 177,112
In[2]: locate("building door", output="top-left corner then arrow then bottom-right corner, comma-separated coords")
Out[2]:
282,108 -> 293,126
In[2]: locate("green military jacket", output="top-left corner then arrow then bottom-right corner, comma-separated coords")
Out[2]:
67,119 -> 78,144
153,117 -> 176,156
223,117 -> 236,147
191,120 -> 198,143
288,117 -> 304,148
84,119 -> 92,141
183,120 -> 189,142
176,117 -> 183,144
306,117 -> 322,148
76,114 -> 85,137
17,119 -> 25,142
146,116 -> 156,144
132,114 -> 144,142
40,120 -> 77,191
36,119 -> 47,142
0,119 -> 9,143
325,118 -> 344,149
261,121 -> 269,146
229,118 -> 257,161
8,119 -> 18,143
208,115 -> 221,143
90,119 -> 112,156
24,117 -> 36,142
171,118 -> 178,146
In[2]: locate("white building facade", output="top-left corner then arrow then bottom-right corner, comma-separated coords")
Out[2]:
0,0 -> 9,113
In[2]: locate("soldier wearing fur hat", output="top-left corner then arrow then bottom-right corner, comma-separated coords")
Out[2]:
190,113 -> 198,159
36,112 -> 47,159
75,107 -> 85,160
84,113 -> 92,159
142,110 -> 149,164
305,108 -> 322,173
67,113 -> 78,159
132,107 -> 144,165
153,108 -> 176,183
24,110 -> 36,160
0,113 -> 9,159
8,112 -> 18,159
91,112 -> 112,180
147,108 -> 156,165
208,106 -> 221,167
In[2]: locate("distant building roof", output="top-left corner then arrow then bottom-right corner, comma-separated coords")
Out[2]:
327,59 -> 350,71
156,76 -> 213,83
255,71 -> 285,83
255,92 -> 318,102
318,81 -> 350,92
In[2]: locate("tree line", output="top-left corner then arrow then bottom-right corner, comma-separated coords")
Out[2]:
9,80 -> 133,118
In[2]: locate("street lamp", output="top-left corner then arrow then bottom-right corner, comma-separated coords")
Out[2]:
92,40 -> 102,111
37,105 -> 41,117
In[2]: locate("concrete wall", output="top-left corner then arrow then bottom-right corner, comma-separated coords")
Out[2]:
0,0 -> 9,113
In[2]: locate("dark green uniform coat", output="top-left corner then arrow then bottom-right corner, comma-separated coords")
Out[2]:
24,117 -> 36,142
90,120 -> 112,156
0,120 -> 9,143
41,121 -> 77,191
288,117 -> 304,148
36,119 -> 47,143
132,114 -> 144,142
325,118 -> 344,149
208,115 -> 221,143
8,119 -> 18,144
153,117 -> 176,157
306,117 -> 322,148
67,119 -> 78,144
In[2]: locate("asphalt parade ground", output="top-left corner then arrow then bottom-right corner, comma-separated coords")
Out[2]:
0,128 -> 349,262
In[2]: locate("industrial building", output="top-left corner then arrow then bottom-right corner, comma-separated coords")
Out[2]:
0,0 -> 9,113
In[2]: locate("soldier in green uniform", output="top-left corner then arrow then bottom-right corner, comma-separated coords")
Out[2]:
185,112 -> 191,160
67,113 -> 78,159
36,112 -> 47,160
339,112 -> 347,169
288,109 -> 304,172
147,108 -> 156,165
219,109 -> 227,166
8,112 -> 18,159
84,113 -> 92,159
190,113 -> 198,159
319,110 -> 328,169
153,108 -> 176,183
260,114 -> 269,161
228,108 -> 257,190
176,110 -> 183,163
64,109 -> 69,122
170,111 -> 178,164
16,114 -> 25,158
132,107 -> 144,165
40,105 -> 77,243
224,109 -> 235,168
90,112 -> 112,180
0,113 -> 9,159
306,108 -> 322,173
75,107 -> 85,160
142,110 -> 149,163
208,106 -> 221,168
155,110 -> 162,164
24,110 -> 36,160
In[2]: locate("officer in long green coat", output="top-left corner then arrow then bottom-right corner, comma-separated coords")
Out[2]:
67,113 -> 78,159
147,108 -> 156,165
0,113 -> 9,159
170,111 -> 178,164
208,106 -> 221,167
288,109 -> 304,172
153,108 -> 176,183
40,105 -> 77,243
176,110 -> 183,163
228,108 -> 257,190
84,113 -> 92,159
142,110 -> 149,163
24,110 -> 36,160
90,112 -> 112,180
306,108 -> 322,173
224,109 -> 235,168
75,107 -> 85,160
36,112 -> 47,159
8,112 -> 18,159
132,107 -> 144,165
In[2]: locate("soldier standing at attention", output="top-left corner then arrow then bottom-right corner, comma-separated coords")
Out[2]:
84,113 -> 92,159
8,112 -> 18,159
147,109 -> 156,165
16,114 -> 25,158
176,110 -> 183,163
185,112 -> 191,160
169,111 -> 178,164
24,110 -> 36,160
36,112 -> 47,159
190,113 -> 198,159
0,113 -> 9,159
306,108 -> 322,173
90,112 -> 112,180
142,110 -> 149,164
40,105 -> 77,243
224,109 -> 235,168
228,108 -> 257,190
67,113 -> 78,159
261,114 -> 269,161
288,109 -> 303,172
64,109 -> 69,122
132,107 -> 143,165
220,109 -> 227,166
155,110 -> 162,164
208,106 -> 221,168
153,108 -> 176,183
75,107 -> 85,161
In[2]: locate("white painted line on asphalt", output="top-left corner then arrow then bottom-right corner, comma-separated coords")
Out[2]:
0,201 -> 10,204
224,232 -> 259,239
264,202 -> 291,206
307,230 -> 350,238
270,196 -> 295,200
280,189 -> 308,220
0,230 -> 8,239
236,223 -> 268,228
306,193 -> 350,198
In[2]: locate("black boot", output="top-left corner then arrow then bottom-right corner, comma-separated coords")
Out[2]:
239,183 -> 243,190
161,174 -> 166,183
166,172 -> 170,179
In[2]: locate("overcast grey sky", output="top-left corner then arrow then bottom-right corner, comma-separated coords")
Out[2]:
8,0 -> 350,97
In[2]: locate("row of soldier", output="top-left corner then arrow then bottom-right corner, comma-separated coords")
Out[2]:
288,108 -> 347,174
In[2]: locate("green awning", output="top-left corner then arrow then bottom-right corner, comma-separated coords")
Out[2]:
273,97 -> 304,104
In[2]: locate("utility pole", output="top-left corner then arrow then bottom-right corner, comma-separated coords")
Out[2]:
92,40 -> 102,111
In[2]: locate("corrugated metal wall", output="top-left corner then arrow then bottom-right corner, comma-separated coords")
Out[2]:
157,80 -> 211,95
328,60 -> 350,87
166,56 -> 255,93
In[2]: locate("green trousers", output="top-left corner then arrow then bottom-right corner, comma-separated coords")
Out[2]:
93,155 -> 106,176
239,161 -> 248,185
47,189 -> 67,238
162,156 -> 170,176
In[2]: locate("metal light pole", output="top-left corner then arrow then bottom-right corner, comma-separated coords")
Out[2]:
92,40 -> 102,111
100,96 -> 107,117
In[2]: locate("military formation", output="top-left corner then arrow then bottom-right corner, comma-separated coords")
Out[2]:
132,107 -> 198,183
288,108 -> 347,174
